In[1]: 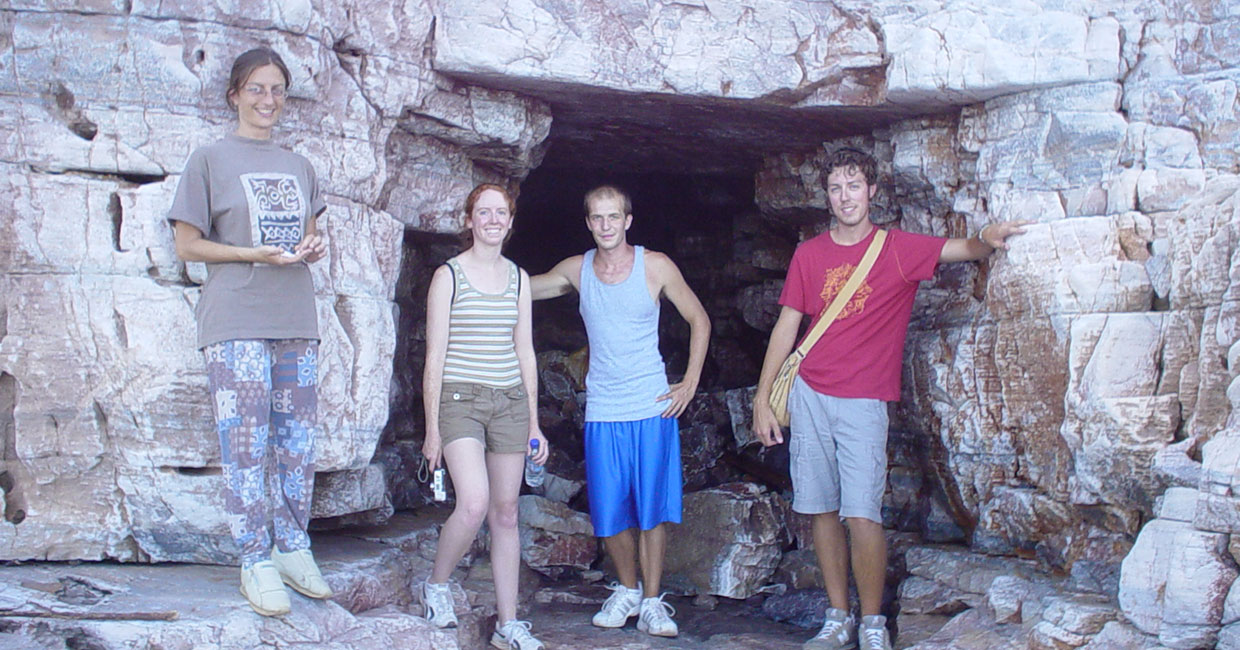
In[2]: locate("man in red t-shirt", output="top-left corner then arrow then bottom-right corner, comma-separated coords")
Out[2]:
752,148 -> 1028,650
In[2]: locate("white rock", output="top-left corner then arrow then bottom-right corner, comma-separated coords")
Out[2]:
1119,518 -> 1235,636
433,0 -> 882,101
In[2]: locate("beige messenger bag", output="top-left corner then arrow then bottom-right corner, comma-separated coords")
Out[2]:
767,229 -> 888,427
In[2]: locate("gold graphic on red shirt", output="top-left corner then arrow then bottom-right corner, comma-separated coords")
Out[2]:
818,263 -> 873,320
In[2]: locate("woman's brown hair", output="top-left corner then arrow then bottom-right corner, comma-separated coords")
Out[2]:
225,47 -> 291,109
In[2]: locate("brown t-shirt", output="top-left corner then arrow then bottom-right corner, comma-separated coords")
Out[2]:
168,134 -> 325,348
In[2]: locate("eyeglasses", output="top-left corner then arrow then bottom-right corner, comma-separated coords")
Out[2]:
242,84 -> 287,99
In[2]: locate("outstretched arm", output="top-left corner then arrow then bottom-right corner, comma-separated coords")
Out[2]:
529,256 -> 583,300
939,220 -> 1031,263
650,253 -> 710,418
751,306 -> 805,446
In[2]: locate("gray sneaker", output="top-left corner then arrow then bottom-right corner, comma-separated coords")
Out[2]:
804,607 -> 857,650
859,615 -> 892,650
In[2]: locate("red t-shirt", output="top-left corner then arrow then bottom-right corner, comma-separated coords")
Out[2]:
779,227 -> 946,401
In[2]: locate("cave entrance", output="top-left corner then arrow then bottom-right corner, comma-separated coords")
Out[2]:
502,89 -> 894,394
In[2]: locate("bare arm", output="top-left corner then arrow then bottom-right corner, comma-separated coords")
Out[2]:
295,214 -> 328,264
939,220 -> 1031,263
529,255 -> 583,300
751,306 -> 806,446
514,268 -> 548,463
421,265 -> 453,470
650,252 -> 711,418
172,220 -> 308,265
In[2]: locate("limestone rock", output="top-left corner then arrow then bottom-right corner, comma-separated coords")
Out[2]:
1119,518 -> 1236,645
903,607 -> 1025,650
1078,621 -> 1160,649
883,8 -> 1120,104
433,1 -> 883,102
1061,313 -> 1183,510
664,483 -> 783,599
1197,428 -> 1240,533
724,386 -> 759,448
1166,175 -> 1240,310
772,548 -> 821,591
987,218 -> 1153,319
760,589 -> 830,629
311,464 -> 390,520
517,495 -> 596,574
899,575 -> 973,616
0,553 -> 455,649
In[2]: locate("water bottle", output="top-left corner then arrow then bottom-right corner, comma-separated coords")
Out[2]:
524,439 -> 545,490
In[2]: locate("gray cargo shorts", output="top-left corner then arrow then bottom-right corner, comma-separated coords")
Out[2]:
788,376 -> 889,523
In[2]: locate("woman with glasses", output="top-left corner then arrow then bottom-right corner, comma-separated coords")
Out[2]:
167,47 -> 331,616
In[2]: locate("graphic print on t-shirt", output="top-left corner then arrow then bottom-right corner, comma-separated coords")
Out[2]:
818,263 -> 873,320
240,173 -> 304,254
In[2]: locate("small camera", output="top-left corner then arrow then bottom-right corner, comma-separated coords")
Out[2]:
432,468 -> 446,502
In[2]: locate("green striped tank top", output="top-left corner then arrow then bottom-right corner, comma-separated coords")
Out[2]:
442,257 -> 522,388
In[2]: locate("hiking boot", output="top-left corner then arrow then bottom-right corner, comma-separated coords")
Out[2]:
859,615 -> 893,650
421,580 -> 458,628
271,547 -> 332,599
804,607 -> 856,650
637,594 -> 679,638
240,561 -> 291,616
591,581 -> 642,628
490,619 -> 544,649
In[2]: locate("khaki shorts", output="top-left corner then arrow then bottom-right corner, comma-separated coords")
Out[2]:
439,382 -> 530,454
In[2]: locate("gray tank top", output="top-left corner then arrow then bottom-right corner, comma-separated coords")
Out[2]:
579,246 -> 670,422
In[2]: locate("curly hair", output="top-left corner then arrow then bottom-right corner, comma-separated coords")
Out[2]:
822,147 -> 878,187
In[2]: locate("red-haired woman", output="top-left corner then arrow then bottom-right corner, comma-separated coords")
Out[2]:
421,184 -> 549,649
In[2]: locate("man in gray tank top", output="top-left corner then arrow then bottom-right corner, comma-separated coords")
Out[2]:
531,185 -> 710,638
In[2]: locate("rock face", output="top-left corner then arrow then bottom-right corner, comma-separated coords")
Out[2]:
0,3 -> 549,563
2,1 -> 1239,647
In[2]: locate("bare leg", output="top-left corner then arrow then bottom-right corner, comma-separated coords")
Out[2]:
602,528 -> 640,590
812,512 -> 851,611
637,524 -> 666,597
430,439 -> 489,583
846,517 -> 887,617
486,451 -> 525,623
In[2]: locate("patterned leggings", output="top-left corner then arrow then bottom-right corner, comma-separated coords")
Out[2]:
204,339 -> 318,567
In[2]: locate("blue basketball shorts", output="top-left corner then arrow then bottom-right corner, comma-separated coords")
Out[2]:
584,416 -> 683,538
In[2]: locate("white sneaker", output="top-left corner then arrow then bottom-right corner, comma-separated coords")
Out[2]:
271,548 -> 332,599
804,607 -> 857,650
591,581 -> 642,628
239,561 -> 291,616
490,619 -> 545,650
859,615 -> 892,650
421,580 -> 457,628
637,594 -> 678,638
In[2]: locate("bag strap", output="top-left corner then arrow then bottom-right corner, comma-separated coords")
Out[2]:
793,228 -> 887,358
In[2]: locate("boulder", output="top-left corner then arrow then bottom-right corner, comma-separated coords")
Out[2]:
1119,518 -> 1236,646
665,483 -> 783,599
517,495 -> 596,574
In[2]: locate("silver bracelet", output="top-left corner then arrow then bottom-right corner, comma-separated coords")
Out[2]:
976,224 -> 993,247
